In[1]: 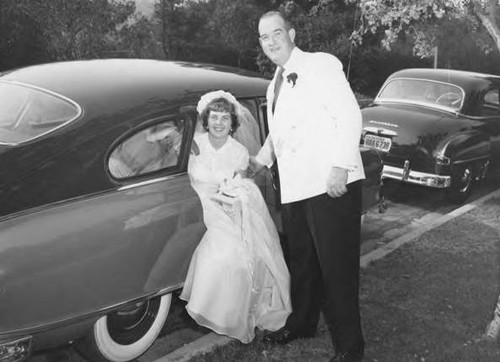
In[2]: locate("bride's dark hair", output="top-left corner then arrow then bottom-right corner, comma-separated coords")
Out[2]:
201,97 -> 240,134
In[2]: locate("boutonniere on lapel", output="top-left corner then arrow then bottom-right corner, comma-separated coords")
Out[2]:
286,72 -> 298,88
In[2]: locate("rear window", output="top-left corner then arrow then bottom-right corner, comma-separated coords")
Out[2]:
0,81 -> 81,144
377,78 -> 464,112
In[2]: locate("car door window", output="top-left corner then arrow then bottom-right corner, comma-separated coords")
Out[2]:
480,88 -> 500,117
108,118 -> 185,179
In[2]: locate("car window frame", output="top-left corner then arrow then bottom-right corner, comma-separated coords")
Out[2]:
374,77 -> 465,114
106,112 -> 192,183
0,80 -> 82,146
257,97 -> 268,142
479,87 -> 500,117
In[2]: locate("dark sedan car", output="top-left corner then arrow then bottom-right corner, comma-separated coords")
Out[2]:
361,68 -> 500,203
0,59 -> 382,362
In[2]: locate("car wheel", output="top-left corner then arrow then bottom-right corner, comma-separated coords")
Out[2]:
448,166 -> 473,204
77,294 -> 172,362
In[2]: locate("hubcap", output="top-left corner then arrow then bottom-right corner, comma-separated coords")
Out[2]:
107,298 -> 161,345
458,168 -> 472,193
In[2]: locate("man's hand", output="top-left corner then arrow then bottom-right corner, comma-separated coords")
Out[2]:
326,167 -> 348,198
248,156 -> 265,177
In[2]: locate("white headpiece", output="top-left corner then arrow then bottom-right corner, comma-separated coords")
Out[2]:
196,90 -> 241,115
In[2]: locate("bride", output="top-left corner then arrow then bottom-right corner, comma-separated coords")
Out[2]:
180,90 -> 291,343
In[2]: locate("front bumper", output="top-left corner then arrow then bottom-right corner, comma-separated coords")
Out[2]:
383,165 -> 451,188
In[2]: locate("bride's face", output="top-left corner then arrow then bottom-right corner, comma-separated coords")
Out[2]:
207,110 -> 232,140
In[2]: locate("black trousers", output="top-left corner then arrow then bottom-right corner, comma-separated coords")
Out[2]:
282,181 -> 364,354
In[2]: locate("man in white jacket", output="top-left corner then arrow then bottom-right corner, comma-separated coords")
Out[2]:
250,10 -> 365,362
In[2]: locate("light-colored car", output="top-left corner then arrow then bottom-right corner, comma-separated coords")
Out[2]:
0,59 -> 382,362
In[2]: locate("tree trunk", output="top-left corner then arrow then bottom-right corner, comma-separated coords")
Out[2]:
160,0 -> 170,59
484,293 -> 500,340
474,0 -> 500,53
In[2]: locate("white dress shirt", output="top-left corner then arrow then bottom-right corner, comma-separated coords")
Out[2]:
256,47 -> 365,203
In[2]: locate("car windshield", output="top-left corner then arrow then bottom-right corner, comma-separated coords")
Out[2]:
376,78 -> 464,112
0,81 -> 80,144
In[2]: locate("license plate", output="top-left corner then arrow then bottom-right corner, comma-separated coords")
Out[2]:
363,134 -> 392,152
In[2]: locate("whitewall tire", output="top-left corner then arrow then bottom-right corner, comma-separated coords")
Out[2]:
77,293 -> 172,362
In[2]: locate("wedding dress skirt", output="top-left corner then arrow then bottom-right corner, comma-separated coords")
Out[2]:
180,177 -> 291,343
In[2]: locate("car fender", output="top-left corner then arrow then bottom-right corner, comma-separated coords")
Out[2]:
435,130 -> 490,166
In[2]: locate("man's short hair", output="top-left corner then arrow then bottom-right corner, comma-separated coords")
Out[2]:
259,10 -> 293,30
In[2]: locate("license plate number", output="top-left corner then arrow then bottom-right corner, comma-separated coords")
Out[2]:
363,134 -> 392,152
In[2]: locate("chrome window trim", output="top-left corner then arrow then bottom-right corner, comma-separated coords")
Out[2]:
117,171 -> 188,191
452,154 -> 490,165
374,99 -> 461,115
0,80 -> 83,146
0,172 -> 189,224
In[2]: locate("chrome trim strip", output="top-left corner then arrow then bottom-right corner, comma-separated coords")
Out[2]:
383,165 -> 451,188
452,155 -> 490,165
0,80 -> 83,146
363,126 -> 398,136
155,282 -> 184,297
374,99 -> 461,114
117,171 -> 188,191
0,171 -> 190,223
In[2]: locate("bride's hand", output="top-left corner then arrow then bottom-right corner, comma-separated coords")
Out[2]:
248,156 -> 265,177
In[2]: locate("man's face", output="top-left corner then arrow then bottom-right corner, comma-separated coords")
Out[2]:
258,14 -> 295,67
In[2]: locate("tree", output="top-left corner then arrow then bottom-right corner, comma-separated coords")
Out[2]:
334,0 -> 500,62
473,0 -> 500,51
114,14 -> 162,59
207,0 -> 263,67
22,0 -> 136,60
0,0 -> 48,70
155,0 -> 181,59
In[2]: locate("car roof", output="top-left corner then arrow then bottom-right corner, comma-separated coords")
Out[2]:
0,59 -> 270,107
387,68 -> 500,90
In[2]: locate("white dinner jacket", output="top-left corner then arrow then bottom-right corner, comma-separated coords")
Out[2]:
256,47 -> 365,204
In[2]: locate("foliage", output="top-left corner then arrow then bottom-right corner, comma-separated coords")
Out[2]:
207,0 -> 262,67
2,0 -> 500,95
29,0 -> 136,60
0,0 -> 137,67
113,14 -> 162,59
337,0 -> 500,62
0,0 -> 48,70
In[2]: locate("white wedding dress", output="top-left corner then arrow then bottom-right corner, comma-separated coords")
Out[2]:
180,132 -> 291,343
